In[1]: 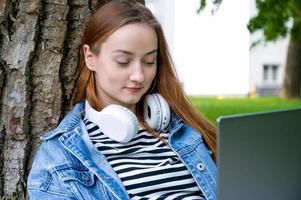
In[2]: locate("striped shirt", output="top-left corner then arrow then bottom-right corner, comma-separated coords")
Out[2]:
83,117 -> 205,200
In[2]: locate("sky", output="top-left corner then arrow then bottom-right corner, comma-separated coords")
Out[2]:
152,0 -> 251,96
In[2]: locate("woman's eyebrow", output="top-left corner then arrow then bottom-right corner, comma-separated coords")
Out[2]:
145,49 -> 157,55
112,49 -> 157,56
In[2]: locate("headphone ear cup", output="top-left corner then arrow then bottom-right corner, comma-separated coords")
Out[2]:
143,93 -> 170,130
85,101 -> 139,143
144,94 -> 161,130
99,105 -> 139,143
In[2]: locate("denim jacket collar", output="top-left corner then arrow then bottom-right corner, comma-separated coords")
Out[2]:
169,110 -> 184,134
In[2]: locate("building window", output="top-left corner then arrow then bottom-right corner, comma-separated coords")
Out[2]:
262,64 -> 280,82
272,65 -> 278,81
263,65 -> 269,81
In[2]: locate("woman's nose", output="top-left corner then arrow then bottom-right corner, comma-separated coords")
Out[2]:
129,64 -> 144,83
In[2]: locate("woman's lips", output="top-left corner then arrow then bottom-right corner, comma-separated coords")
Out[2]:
126,87 -> 142,93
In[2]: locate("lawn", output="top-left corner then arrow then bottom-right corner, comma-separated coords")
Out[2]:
190,96 -> 301,125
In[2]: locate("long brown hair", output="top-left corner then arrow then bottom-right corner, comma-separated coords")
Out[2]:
73,0 -> 217,160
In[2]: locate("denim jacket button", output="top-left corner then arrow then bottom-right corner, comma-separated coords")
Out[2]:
197,163 -> 205,171
81,172 -> 89,181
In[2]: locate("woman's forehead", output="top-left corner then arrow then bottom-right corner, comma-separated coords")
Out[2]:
101,23 -> 158,55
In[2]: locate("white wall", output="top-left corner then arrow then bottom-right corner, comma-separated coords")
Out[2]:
145,0 -> 175,53
147,0 -> 250,96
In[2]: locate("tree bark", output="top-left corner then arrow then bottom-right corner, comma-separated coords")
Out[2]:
280,12 -> 301,99
0,0 -> 85,198
0,0 -> 145,199
281,38 -> 301,99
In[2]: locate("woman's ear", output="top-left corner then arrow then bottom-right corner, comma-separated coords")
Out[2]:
83,44 -> 96,71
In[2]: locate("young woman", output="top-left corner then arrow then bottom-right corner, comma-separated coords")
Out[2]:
27,1 -> 217,199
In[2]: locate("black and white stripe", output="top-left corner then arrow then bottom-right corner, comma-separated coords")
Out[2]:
84,117 -> 205,200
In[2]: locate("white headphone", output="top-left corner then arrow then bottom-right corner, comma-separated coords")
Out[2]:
85,93 -> 171,143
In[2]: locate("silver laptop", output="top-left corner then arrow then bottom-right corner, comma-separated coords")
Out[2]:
217,108 -> 301,200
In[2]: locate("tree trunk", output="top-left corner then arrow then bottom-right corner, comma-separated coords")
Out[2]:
0,0 -> 144,199
280,38 -> 301,99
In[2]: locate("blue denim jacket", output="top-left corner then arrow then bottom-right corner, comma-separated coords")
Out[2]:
27,101 -> 217,200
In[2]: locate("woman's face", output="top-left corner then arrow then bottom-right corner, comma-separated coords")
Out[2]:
84,23 -> 158,112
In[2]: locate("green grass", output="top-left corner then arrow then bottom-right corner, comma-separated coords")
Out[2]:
190,96 -> 301,125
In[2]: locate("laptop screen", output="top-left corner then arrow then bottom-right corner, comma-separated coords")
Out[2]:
217,108 -> 301,200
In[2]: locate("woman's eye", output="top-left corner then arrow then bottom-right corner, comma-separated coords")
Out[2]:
116,61 -> 129,65
144,61 -> 156,65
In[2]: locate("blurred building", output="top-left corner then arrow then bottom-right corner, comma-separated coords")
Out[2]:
249,0 -> 289,97
146,0 -> 289,96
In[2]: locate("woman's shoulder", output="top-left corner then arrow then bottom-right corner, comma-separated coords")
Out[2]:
27,128 -> 85,191
30,133 -> 72,174
32,115 -> 86,169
